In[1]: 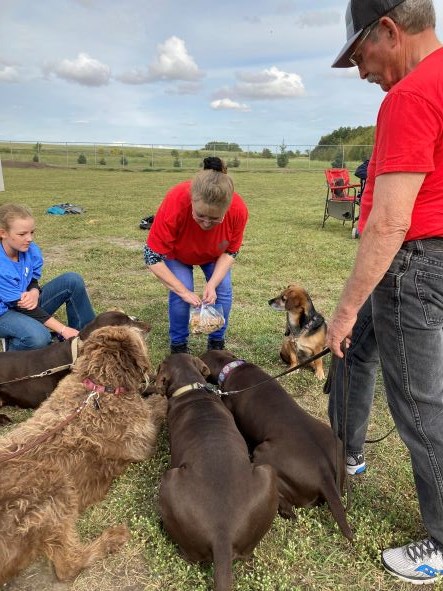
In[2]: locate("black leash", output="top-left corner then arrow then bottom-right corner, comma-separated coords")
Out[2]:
215,347 -> 331,397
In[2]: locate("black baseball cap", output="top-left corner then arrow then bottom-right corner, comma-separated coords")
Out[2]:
332,0 -> 406,68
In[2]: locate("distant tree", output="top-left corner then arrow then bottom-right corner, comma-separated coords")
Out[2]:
120,156 -> 128,166
32,154 -> 39,163
261,148 -> 273,159
99,158 -> 106,165
286,150 -> 295,158
171,149 -> 179,157
276,141 -> 289,168
77,153 -> 87,164
173,156 -> 181,168
227,156 -> 240,168
34,142 -> 42,153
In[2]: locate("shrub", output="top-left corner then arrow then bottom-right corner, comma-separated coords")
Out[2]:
77,153 -> 87,164
32,154 -> 39,163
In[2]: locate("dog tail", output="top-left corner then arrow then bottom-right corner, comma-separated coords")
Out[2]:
212,540 -> 233,591
322,474 -> 353,541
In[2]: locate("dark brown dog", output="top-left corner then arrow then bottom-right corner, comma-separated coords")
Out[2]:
200,350 -> 352,542
156,353 -> 278,591
268,284 -> 327,380
0,311 -> 151,424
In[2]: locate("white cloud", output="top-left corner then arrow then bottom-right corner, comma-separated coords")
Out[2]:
118,36 -> 204,84
44,53 -> 111,87
211,98 -> 251,112
147,36 -> 203,81
225,66 -> 305,100
0,66 -> 20,83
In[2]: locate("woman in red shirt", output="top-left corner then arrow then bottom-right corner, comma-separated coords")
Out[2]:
144,158 -> 248,353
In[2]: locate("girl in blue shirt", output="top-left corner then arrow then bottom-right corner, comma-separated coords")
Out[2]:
0,203 -> 95,350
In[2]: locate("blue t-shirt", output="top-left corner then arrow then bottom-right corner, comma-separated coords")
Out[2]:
0,242 -> 43,316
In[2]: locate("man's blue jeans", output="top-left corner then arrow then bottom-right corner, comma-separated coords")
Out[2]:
327,296 -> 379,455
372,238 -> 443,544
164,259 -> 232,345
0,272 -> 95,350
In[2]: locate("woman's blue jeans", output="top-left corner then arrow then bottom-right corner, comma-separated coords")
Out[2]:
164,259 -> 232,345
0,272 -> 95,350
327,296 -> 379,455
372,238 -> 443,544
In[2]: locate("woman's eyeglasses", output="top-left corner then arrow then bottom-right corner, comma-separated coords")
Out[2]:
192,206 -> 225,224
349,20 -> 379,67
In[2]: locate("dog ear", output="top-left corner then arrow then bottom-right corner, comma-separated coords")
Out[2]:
192,357 -> 211,378
155,363 -> 168,396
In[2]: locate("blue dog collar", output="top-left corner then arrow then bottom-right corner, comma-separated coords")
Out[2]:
218,359 -> 246,387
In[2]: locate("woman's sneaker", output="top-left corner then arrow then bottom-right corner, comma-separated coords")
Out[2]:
346,452 -> 366,475
382,537 -> 443,584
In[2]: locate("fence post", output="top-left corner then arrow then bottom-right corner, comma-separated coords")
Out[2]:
0,160 -> 4,191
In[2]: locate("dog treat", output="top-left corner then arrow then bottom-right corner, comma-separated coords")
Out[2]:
189,305 -> 225,334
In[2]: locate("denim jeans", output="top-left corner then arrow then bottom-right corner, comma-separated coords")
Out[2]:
164,259 -> 232,345
0,272 -> 95,350
372,238 -> 443,544
327,296 -> 379,455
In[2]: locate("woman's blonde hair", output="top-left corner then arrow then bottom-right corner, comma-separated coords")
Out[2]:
191,169 -> 234,209
0,203 -> 34,231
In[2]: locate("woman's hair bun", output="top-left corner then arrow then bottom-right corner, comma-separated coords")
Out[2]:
203,156 -> 226,173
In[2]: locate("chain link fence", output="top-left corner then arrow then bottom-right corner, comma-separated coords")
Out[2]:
0,141 -> 373,173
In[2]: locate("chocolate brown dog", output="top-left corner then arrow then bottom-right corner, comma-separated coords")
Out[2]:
200,350 -> 352,542
156,353 -> 278,591
0,311 -> 151,424
268,284 -> 327,380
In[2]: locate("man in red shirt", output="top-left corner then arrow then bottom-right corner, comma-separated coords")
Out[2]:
145,157 -> 248,353
329,0 -> 443,583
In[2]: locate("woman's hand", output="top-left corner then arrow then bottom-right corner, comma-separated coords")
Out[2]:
180,289 -> 202,307
17,289 -> 40,310
202,283 -> 217,305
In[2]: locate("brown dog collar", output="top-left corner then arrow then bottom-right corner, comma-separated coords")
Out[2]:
218,360 -> 246,387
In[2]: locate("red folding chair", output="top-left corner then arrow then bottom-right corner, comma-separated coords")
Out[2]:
322,168 -> 361,230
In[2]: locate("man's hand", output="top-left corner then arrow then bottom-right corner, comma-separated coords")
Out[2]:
326,308 -> 357,357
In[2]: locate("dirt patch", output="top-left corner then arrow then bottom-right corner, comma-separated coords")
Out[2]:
4,546 -> 151,591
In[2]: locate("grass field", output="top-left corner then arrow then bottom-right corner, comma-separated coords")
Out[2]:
0,165 -> 436,591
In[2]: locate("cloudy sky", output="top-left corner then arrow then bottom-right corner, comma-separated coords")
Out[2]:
1,0 -> 443,150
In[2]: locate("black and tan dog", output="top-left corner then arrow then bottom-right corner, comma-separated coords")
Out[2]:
156,353 -> 278,591
268,284 -> 327,380
200,350 -> 352,542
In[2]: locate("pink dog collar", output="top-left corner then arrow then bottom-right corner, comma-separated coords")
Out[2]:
82,378 -> 126,396
218,359 -> 246,386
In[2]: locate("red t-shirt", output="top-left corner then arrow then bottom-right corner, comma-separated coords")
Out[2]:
147,180 -> 249,265
359,47 -> 443,240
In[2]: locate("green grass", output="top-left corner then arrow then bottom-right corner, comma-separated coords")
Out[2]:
1,165 -> 437,591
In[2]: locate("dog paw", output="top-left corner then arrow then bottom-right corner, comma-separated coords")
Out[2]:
315,371 -> 325,380
102,524 -> 131,553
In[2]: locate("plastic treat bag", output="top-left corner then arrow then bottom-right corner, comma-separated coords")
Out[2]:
189,304 -> 225,334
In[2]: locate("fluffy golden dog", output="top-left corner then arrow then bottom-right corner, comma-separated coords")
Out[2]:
0,325 -> 167,586
269,284 -> 327,380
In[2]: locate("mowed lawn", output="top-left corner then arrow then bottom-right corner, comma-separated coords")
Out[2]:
0,165 -> 433,591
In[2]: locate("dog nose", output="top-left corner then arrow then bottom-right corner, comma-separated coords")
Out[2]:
268,298 -> 274,305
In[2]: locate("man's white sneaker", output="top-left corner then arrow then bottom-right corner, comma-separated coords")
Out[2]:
382,537 -> 443,585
